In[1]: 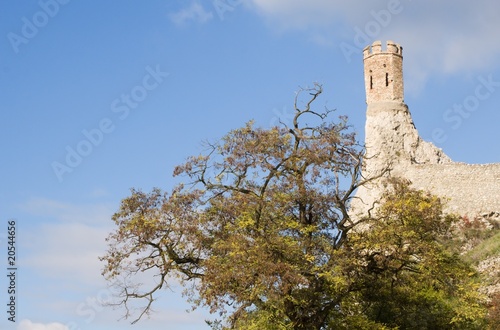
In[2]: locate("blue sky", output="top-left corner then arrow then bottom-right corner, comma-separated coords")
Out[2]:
1,1 -> 499,329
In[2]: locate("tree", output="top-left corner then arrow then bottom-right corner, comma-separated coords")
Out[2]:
100,84 -> 488,328
341,178 -> 488,329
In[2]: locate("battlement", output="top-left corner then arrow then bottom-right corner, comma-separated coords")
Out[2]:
363,40 -> 403,59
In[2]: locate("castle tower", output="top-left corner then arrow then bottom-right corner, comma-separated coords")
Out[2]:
351,40 -> 452,219
352,42 -> 500,293
363,40 -> 404,104
361,40 -> 449,171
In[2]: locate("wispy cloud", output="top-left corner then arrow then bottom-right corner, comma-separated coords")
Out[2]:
169,2 -> 214,26
22,222 -> 110,286
17,320 -> 68,330
20,197 -> 114,225
18,197 -> 115,285
249,0 -> 500,91
17,198 -> 117,324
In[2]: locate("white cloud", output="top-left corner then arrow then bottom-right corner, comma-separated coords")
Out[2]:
20,197 -> 113,225
169,2 -> 214,26
18,197 -> 116,286
249,0 -> 500,91
22,222 -> 110,286
249,0 -> 388,30
17,320 -> 68,330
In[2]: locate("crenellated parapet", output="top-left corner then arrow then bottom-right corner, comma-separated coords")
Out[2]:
363,40 -> 403,59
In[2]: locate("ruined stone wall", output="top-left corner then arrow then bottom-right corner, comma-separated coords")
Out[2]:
351,41 -> 500,219
351,99 -> 500,218
350,41 -> 500,299
352,113 -> 500,218
364,101 -> 451,173
398,163 -> 500,216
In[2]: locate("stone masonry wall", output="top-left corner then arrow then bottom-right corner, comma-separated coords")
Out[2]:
351,41 -> 500,219
399,163 -> 500,216
351,99 -> 500,218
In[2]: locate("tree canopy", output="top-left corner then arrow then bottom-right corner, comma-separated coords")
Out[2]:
100,84 -> 489,329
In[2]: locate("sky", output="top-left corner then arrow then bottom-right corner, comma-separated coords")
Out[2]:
0,0 -> 499,329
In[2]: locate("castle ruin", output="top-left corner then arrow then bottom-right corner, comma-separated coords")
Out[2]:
352,40 -> 500,219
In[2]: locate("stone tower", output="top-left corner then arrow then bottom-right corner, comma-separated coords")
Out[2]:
350,40 -> 500,298
360,41 -> 450,178
352,40 -> 456,217
363,40 -> 404,104
352,40 -> 500,219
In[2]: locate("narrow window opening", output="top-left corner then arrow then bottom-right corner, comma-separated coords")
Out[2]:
385,73 -> 389,87
370,76 -> 373,89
